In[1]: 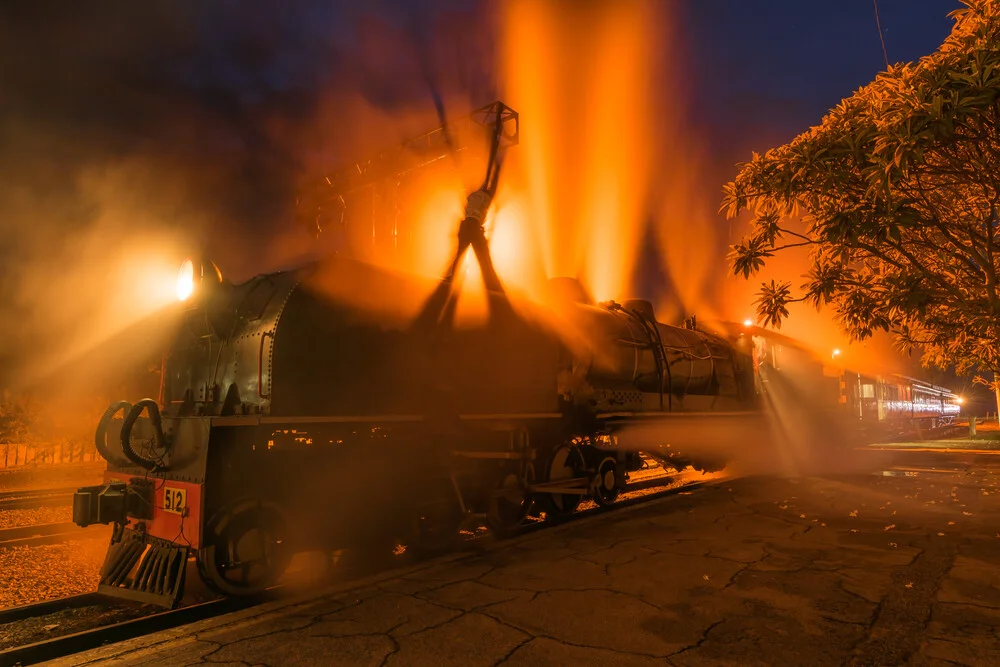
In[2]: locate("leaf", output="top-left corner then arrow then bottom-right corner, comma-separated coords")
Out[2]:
729,238 -> 772,279
754,280 -> 793,329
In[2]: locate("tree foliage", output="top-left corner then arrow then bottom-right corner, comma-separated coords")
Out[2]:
0,391 -> 38,446
723,0 -> 1000,379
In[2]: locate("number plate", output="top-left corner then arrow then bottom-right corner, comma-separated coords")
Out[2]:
163,487 -> 187,515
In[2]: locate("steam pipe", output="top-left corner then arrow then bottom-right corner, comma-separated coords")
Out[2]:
94,401 -> 132,462
120,399 -> 169,471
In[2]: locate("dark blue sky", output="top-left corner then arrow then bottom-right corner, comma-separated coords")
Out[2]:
685,0 -> 960,163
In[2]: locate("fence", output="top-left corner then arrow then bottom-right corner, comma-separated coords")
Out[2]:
1,441 -> 100,468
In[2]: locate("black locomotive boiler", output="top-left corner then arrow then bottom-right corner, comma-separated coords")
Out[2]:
72,102 -> 762,607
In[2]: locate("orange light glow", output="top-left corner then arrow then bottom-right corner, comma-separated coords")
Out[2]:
411,185 -> 465,279
743,318 -> 753,327
500,0 -> 666,302
485,196 -> 546,292
957,397 -> 965,404
176,259 -> 194,301
453,246 -> 490,325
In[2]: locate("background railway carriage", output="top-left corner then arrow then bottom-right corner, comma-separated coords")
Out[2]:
745,325 -> 962,436
847,374 -> 961,432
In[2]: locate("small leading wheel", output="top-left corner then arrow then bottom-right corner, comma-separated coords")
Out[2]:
196,499 -> 291,597
592,457 -> 620,507
539,444 -> 585,518
487,464 -> 534,537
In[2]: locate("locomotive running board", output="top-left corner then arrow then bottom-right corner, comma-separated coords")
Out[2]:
97,527 -> 187,608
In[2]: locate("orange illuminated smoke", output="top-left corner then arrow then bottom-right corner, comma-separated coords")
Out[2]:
499,0 -> 667,301
176,259 -> 194,301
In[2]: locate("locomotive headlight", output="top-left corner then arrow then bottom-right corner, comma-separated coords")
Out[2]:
176,259 -> 195,301
175,257 -> 223,302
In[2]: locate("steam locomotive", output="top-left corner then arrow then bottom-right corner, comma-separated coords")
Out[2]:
71,102 -> 762,607
72,257 -> 761,606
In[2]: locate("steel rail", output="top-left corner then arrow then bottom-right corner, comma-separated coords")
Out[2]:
0,593 -> 107,626
0,488 -> 77,511
0,523 -> 106,549
0,487 -> 79,502
0,593 -> 278,667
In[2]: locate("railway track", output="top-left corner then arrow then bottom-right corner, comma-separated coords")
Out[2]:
0,592 -> 275,667
0,522 -> 106,549
863,440 -> 1000,478
0,488 -> 76,511
0,468 -> 714,666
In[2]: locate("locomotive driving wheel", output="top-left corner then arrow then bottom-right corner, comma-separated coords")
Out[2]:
592,457 -> 621,507
196,499 -> 291,596
487,464 -> 535,537
539,444 -> 585,517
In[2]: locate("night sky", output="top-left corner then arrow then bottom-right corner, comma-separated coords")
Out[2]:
686,0 -> 959,164
0,0 -> 963,389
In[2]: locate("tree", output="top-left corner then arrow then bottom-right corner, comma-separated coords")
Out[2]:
723,0 -> 1000,407
0,391 -> 39,466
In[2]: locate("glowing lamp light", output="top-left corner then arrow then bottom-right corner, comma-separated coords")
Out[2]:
957,396 -> 965,405
832,348 -> 841,358
176,259 -> 195,301
743,318 -> 753,327
176,257 -> 222,302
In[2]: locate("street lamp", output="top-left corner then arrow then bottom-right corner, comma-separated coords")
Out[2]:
832,348 -> 841,359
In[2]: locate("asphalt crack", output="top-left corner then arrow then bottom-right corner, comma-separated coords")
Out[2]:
491,636 -> 534,666
664,618 -> 725,661
849,538 -> 957,666
376,633 -> 401,667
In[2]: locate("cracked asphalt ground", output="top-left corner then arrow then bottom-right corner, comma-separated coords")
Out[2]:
55,457 -> 1000,667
